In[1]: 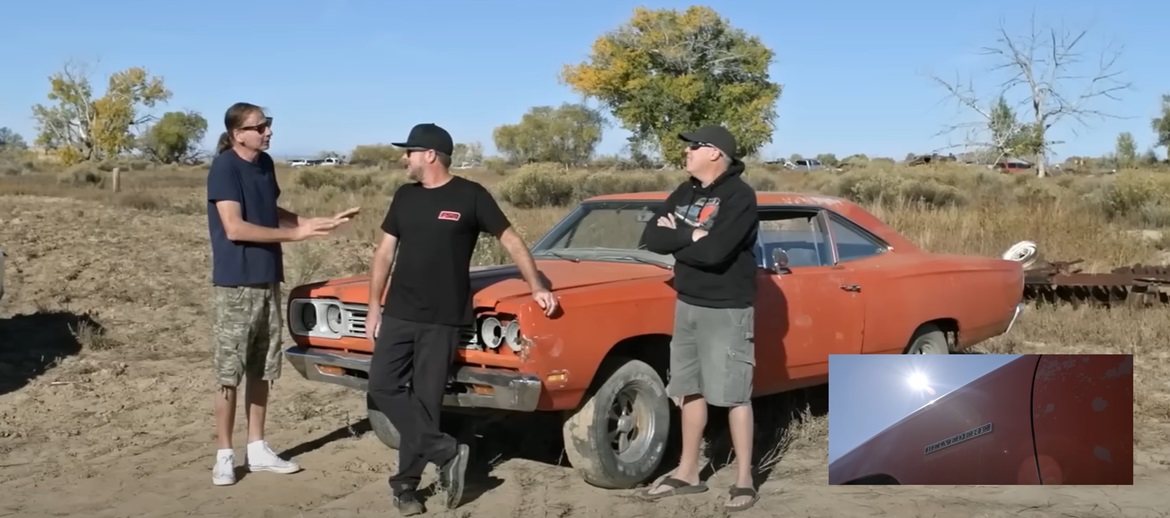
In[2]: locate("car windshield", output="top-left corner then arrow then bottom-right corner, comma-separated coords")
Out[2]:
530,201 -> 675,268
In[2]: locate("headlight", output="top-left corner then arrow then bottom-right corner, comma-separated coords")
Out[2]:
480,316 -> 503,349
325,304 -> 343,333
503,320 -> 522,352
289,298 -> 353,339
301,304 -> 318,331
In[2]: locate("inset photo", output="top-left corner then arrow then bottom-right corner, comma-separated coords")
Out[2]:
827,354 -> 1133,485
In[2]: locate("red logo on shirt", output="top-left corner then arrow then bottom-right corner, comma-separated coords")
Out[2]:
438,211 -> 461,221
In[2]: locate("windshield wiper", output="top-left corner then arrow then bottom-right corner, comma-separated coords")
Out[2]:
534,251 -> 580,262
599,254 -> 672,270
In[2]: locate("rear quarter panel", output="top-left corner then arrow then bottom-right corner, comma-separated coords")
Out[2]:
1030,354 -> 1134,484
857,253 -> 1023,353
828,355 -> 1041,484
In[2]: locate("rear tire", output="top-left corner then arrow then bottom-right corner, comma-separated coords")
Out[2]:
904,324 -> 950,354
561,357 -> 671,489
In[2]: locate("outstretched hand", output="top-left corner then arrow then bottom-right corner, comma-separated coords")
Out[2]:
295,207 -> 359,240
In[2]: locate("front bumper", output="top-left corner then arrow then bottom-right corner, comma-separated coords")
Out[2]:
284,345 -> 542,412
1005,303 -> 1025,334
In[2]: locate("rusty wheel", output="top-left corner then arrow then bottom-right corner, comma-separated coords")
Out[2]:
561,357 -> 670,489
904,324 -> 950,354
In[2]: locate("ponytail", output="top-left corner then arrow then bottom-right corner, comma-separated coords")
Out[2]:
215,132 -> 232,155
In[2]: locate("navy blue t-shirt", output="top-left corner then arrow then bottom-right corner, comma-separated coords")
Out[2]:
206,149 -> 284,287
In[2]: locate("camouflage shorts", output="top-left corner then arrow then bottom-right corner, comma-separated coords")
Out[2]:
211,283 -> 283,387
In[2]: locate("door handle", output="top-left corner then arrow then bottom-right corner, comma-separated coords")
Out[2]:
840,284 -> 861,292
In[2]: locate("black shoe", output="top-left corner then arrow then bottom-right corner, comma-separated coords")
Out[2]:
392,490 -> 425,516
439,443 -> 470,510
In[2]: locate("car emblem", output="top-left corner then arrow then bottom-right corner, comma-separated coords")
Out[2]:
924,422 -> 993,455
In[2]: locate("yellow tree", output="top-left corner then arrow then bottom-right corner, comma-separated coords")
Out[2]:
32,61 -> 171,164
561,6 -> 781,167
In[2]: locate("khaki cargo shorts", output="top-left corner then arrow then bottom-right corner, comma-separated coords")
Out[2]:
211,283 -> 283,387
666,299 -> 755,408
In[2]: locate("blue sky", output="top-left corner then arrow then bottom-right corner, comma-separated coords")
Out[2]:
827,354 -> 1021,464
2,1 -> 1166,161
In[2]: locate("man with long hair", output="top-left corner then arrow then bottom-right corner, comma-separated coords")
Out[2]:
206,102 -> 358,486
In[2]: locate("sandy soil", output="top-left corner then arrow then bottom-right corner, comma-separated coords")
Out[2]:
1,195 -> 1167,518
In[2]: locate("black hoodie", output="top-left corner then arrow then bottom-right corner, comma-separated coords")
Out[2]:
640,160 -> 759,309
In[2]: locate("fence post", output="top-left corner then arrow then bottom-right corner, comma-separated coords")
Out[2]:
112,167 -> 121,193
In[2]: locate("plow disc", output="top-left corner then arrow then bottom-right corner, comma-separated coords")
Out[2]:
1022,260 -> 1170,307
1002,240 -> 1170,307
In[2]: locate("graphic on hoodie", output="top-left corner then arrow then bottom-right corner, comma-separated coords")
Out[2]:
674,197 -> 721,230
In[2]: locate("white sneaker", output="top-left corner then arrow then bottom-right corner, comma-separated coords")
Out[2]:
212,450 -> 236,486
245,440 -> 302,474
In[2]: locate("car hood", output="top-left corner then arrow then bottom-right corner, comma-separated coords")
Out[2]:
300,258 -> 672,308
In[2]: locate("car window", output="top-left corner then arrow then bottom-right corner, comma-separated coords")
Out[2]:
544,203 -> 661,251
756,210 -> 831,268
828,215 -> 886,262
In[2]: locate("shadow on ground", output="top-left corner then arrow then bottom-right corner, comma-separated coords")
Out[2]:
277,410 -> 563,506
0,310 -> 104,396
277,385 -> 830,507
694,384 -> 830,489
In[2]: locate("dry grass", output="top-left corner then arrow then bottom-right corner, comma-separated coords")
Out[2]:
2,153 -> 1168,516
6,154 -> 1167,428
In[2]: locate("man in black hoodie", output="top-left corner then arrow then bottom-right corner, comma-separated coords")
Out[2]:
638,125 -> 761,512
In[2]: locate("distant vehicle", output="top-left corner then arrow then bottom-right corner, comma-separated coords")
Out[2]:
828,354 -> 1134,485
281,191 -> 1025,489
991,159 -> 1034,173
787,159 -> 825,171
289,157 -> 345,167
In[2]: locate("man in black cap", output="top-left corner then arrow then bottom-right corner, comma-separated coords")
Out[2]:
638,124 -> 761,512
365,123 -> 558,515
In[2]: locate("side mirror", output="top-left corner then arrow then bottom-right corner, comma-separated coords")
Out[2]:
771,248 -> 790,274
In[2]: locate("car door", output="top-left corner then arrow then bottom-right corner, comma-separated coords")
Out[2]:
753,207 -> 866,395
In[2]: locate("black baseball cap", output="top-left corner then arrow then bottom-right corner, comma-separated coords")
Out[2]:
391,123 -> 454,156
679,125 -> 739,160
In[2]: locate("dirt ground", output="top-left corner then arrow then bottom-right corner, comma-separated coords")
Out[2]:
1,194 -> 1168,518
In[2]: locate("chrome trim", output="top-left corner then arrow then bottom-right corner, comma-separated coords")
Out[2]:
284,345 -> 542,411
1005,303 -> 1024,334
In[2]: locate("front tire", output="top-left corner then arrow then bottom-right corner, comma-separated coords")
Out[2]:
561,357 -> 671,489
366,394 -> 470,450
367,393 -> 402,449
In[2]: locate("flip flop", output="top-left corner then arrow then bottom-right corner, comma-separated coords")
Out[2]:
639,477 -> 708,500
725,486 -> 759,512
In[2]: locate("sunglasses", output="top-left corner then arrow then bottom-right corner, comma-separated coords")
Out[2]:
687,142 -> 713,150
240,117 -> 273,132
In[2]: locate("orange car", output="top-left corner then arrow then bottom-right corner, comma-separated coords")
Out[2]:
283,191 -> 1025,489
828,354 -> 1134,485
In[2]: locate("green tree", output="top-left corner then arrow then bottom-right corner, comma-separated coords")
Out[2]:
560,6 -> 782,167
139,110 -> 208,164
0,127 -> 27,151
349,144 -> 401,167
31,61 -> 171,164
1152,94 -> 1170,151
1114,132 -> 1136,168
492,103 -> 605,165
452,142 -> 484,166
816,153 -> 839,167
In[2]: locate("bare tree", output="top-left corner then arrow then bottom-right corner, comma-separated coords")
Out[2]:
927,12 -> 1131,177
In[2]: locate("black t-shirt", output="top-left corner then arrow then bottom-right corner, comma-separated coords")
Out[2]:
380,176 -> 511,327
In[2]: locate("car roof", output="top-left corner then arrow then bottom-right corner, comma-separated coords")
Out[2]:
582,191 -> 920,251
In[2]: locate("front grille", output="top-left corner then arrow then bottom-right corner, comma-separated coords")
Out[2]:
340,304 -> 478,347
